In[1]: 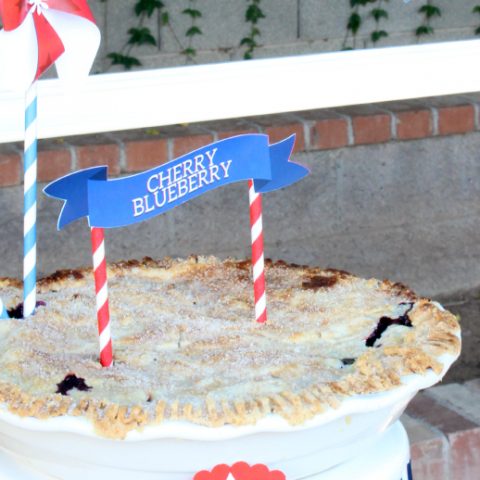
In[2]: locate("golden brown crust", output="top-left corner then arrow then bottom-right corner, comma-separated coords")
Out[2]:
0,278 -> 22,289
0,256 -> 460,439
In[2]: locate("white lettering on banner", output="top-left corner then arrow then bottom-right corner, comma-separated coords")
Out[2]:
188,173 -> 199,192
177,178 -> 188,197
194,153 -> 205,171
144,194 -> 155,213
158,168 -> 171,190
147,174 -> 158,193
172,163 -> 183,183
183,158 -> 194,177
132,197 -> 144,217
220,160 -> 232,178
154,189 -> 166,208
205,147 -> 218,166
209,164 -> 220,182
197,168 -> 209,188
131,147 -> 234,218
166,183 -> 178,203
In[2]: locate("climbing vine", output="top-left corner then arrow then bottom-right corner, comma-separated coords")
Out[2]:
104,0 -> 165,70
240,0 -> 266,60
97,0 -> 472,71
104,0 -> 204,70
343,0 -> 364,50
370,0 -> 389,45
415,0 -> 442,39
342,0 -> 390,50
181,1 -> 202,62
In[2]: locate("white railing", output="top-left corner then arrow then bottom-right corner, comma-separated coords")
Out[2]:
1,39 -> 480,143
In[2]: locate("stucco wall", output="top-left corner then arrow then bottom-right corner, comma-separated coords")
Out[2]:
87,0 -> 480,71
1,128 -> 479,298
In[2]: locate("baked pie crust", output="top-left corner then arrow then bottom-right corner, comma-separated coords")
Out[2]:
0,257 -> 460,439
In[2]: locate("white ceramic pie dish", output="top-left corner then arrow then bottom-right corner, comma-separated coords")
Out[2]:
0,329 -> 459,480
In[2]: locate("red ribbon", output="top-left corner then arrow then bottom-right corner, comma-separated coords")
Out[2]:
0,0 -> 96,80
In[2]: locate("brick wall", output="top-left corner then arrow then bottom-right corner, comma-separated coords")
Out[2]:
403,379 -> 480,479
1,93 -> 479,188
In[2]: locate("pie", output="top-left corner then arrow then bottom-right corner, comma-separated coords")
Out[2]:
0,256 -> 460,439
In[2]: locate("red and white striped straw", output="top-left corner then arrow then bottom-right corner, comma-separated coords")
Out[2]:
248,180 -> 267,323
90,227 -> 113,367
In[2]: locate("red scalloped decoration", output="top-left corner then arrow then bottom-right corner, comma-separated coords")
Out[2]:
193,461 -> 286,480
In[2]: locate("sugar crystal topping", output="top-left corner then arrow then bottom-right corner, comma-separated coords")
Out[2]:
0,257 -> 460,438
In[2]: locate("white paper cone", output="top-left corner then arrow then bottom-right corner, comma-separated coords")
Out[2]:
0,7 -> 100,93
44,9 -> 100,85
0,15 -> 38,92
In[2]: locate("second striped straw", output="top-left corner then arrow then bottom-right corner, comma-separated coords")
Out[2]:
248,179 -> 267,323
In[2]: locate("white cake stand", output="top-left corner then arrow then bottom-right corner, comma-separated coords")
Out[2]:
0,363 -> 445,480
0,315 -> 457,480
0,420 -> 411,480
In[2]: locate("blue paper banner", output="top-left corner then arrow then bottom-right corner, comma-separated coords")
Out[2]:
44,134 -> 308,229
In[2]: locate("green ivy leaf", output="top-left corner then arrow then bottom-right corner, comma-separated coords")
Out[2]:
240,37 -> 256,47
241,1 -> 265,59
107,53 -> 142,69
350,0 -> 369,6
250,26 -> 261,38
145,128 -> 161,136
161,11 -> 170,25
186,26 -> 202,37
476,26 -> 480,35
473,5 -> 480,14
246,4 -> 266,24
182,8 -> 202,18
182,47 -> 197,57
127,27 -> 157,46
415,25 -> 434,36
347,12 -> 362,34
419,4 -> 441,19
371,8 -> 388,21
371,30 -> 388,43
134,0 -> 164,18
